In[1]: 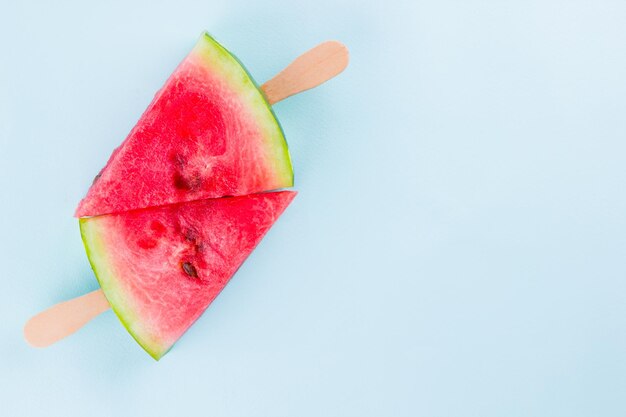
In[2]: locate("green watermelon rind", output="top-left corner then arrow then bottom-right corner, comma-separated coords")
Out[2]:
195,32 -> 294,187
79,218 -> 170,360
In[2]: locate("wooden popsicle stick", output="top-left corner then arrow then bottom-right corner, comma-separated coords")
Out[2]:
261,40 -> 349,104
24,289 -> 110,347
24,40 -> 349,349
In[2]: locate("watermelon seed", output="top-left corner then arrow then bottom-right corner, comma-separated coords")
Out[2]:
181,261 -> 198,278
173,172 -> 203,191
173,172 -> 189,189
184,228 -> 198,242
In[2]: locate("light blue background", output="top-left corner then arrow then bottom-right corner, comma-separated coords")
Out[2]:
1,1 -> 625,416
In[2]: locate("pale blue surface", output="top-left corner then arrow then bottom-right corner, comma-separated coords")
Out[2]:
1,1 -> 625,416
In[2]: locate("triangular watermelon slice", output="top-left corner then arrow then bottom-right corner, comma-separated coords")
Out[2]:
79,191 -> 296,359
75,32 -> 293,217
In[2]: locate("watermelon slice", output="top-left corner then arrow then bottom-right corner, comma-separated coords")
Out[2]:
79,191 -> 296,359
75,32 -> 293,218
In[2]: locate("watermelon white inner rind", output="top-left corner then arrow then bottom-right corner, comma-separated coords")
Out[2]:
80,192 -> 296,360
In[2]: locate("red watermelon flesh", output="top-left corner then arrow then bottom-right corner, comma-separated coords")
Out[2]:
79,191 -> 296,359
75,32 -> 293,218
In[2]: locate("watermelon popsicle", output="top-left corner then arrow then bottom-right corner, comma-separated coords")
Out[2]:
80,191 -> 297,359
76,32 -> 347,217
24,33 -> 349,359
